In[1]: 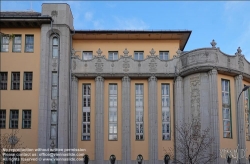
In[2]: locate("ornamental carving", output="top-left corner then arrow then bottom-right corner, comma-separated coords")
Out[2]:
95,59 -> 103,72
123,58 -> 130,72
149,58 -> 157,72
122,76 -> 130,82
238,55 -> 244,71
72,60 -> 76,70
190,75 -> 201,121
52,100 -> 57,110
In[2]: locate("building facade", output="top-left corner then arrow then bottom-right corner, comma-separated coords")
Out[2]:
0,3 -> 250,164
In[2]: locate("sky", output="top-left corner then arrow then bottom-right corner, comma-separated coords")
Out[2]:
1,1 -> 250,60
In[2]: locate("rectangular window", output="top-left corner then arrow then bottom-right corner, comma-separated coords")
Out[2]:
51,72 -> 58,99
52,37 -> 58,58
82,51 -> 93,60
0,110 -> 6,128
159,51 -> 169,60
23,72 -> 32,90
135,84 -> 144,140
12,35 -> 21,52
10,110 -> 19,129
11,72 -> 20,90
134,51 -> 144,60
50,110 -> 57,139
82,84 -> 91,140
22,110 -> 31,128
244,87 -> 250,140
162,84 -> 170,140
0,72 -> 8,90
222,79 -> 232,138
0,36 -> 9,52
108,51 -> 118,60
109,84 -> 117,140
25,35 -> 34,52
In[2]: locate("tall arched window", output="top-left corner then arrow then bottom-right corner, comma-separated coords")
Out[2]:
52,37 -> 58,58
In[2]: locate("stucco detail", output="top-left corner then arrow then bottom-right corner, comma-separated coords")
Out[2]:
234,75 -> 246,164
95,76 -> 105,164
208,69 -> 220,164
121,76 -> 131,164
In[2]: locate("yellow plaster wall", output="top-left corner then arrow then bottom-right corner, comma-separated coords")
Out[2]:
0,28 -> 41,150
217,74 -> 237,149
157,80 -> 174,160
130,79 -> 149,160
77,79 -> 95,160
103,79 -> 122,160
72,40 -> 179,59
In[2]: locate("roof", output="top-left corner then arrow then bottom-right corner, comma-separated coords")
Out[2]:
0,11 -> 41,17
73,30 -> 192,51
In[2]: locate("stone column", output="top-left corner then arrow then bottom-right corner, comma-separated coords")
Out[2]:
122,76 -> 131,164
208,69 -> 220,164
235,75 -> 246,164
148,76 -> 158,164
70,75 -> 78,163
95,76 -> 105,164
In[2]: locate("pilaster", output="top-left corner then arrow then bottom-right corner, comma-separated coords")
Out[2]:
235,75 -> 246,164
208,69 -> 220,164
148,76 -> 158,164
95,76 -> 105,164
121,76 -> 131,164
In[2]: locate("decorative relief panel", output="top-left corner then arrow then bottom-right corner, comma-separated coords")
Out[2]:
95,58 -> 103,72
190,75 -> 201,120
123,58 -> 130,72
149,58 -> 157,72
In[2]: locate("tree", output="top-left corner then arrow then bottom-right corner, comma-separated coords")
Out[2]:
166,118 -> 218,164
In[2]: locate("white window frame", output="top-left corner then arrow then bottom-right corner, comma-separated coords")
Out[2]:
135,84 -> 144,140
134,51 -> 144,60
159,51 -> 169,60
109,84 -> 118,140
0,110 -> 6,128
22,110 -> 31,129
12,35 -> 21,52
1,36 -> 9,52
108,51 -> 118,60
0,72 -> 7,90
51,72 -> 58,99
23,72 -> 32,90
162,84 -> 170,140
82,51 -> 93,60
11,72 -> 20,90
10,110 -> 19,129
222,79 -> 232,138
82,84 -> 91,140
25,35 -> 34,52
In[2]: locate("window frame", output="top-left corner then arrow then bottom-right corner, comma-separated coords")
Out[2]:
22,110 -> 31,129
221,79 -> 232,138
51,72 -> 58,100
108,51 -> 119,60
134,51 -> 144,61
162,84 -> 171,140
0,109 -> 6,129
12,34 -> 22,52
11,72 -> 20,90
82,51 -> 93,60
0,36 -> 9,52
82,84 -> 91,141
0,72 -> 8,90
50,110 -> 57,139
108,84 -> 118,141
23,72 -> 33,90
9,110 -> 19,129
25,35 -> 34,53
135,84 -> 144,140
159,51 -> 169,60
52,37 -> 59,58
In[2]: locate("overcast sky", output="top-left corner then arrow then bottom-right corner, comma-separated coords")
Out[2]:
2,1 -> 250,60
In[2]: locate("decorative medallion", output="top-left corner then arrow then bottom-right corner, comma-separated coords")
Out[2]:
165,62 -> 168,67
149,58 -> 157,72
95,58 -> 103,72
84,63 -> 88,67
111,62 -> 114,67
8,136 -> 19,145
149,48 -> 156,56
123,48 -> 129,56
123,58 -> 130,72
96,48 -> 103,56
